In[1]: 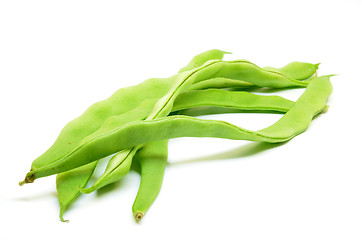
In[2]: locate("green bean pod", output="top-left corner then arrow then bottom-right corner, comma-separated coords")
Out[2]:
23,75 -> 332,182
25,58 -> 314,186
178,49 -> 231,73
132,140 -> 168,221
173,89 -> 294,113
264,62 -> 319,81
190,62 -> 319,90
28,58 -> 314,173
56,161 -> 98,222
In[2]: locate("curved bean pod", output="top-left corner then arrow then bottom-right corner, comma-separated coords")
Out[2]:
178,49 -> 230,73
30,59 -> 312,171
80,89 -> 295,193
56,161 -> 98,222
264,62 -> 319,81
31,51 -> 230,171
27,58 -> 312,184
22,75 -> 332,182
131,140 -> 168,222
173,89 -> 295,113
190,61 -> 319,90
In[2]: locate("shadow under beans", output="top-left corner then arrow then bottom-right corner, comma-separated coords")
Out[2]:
13,191 -> 58,201
168,141 -> 286,166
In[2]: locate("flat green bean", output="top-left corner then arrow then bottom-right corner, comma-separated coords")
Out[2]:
264,62 -> 319,80
132,140 -> 168,221
190,61 -> 319,90
178,49 -> 230,73
56,161 -> 98,222
22,75 -> 332,182
173,89 -> 295,113
28,58 -> 312,173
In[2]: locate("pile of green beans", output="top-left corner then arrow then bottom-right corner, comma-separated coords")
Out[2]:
19,50 -> 333,222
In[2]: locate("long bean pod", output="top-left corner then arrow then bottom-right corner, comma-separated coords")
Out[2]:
132,140 -> 168,221
29,59 -> 313,171
80,90 -> 296,193
56,161 -> 98,222
22,75 -> 332,182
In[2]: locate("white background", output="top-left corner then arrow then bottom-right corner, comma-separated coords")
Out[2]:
1,0 -> 361,239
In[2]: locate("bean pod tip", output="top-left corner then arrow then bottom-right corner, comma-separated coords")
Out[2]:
134,212 -> 144,222
19,173 -> 35,186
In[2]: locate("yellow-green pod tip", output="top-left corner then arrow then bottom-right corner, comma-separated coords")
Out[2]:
19,172 -> 35,186
134,212 -> 144,222
59,208 -> 69,223
322,105 -> 329,113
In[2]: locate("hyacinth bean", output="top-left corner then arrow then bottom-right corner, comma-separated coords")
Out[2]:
28,57 -> 313,173
131,140 -> 168,221
173,89 -> 294,113
264,62 -> 319,81
178,49 -> 231,73
56,161 -> 98,222
189,61 -> 319,90
22,75 -> 332,183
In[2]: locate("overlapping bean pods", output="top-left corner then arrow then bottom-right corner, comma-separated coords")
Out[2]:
19,50 -> 332,223
22,74 -> 331,182
55,50 -> 232,221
